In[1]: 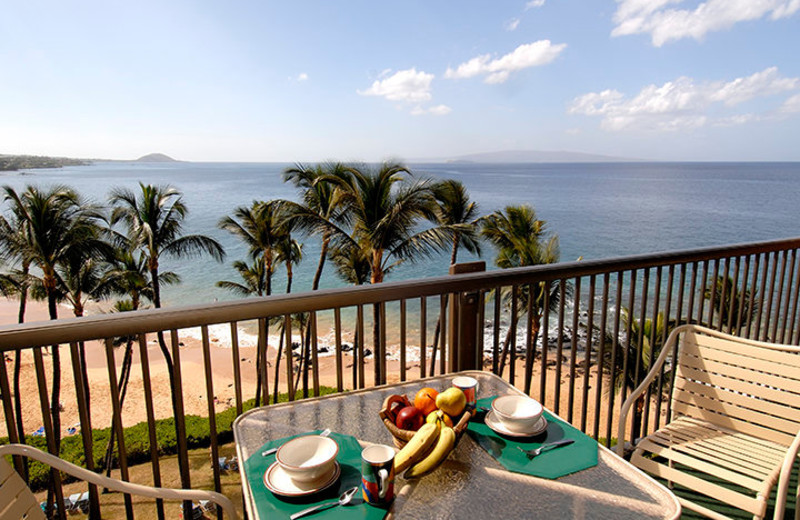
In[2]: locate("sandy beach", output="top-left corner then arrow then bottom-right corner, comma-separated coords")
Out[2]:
0,297 -> 629,441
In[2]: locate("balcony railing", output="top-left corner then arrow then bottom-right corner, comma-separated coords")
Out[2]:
1,237 -> 799,519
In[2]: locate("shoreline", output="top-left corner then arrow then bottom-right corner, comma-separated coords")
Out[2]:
0,296 -> 622,441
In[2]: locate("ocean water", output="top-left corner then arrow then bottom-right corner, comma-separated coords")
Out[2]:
1,161 -> 798,308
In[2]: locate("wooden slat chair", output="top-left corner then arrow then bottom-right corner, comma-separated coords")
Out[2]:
0,443 -> 238,519
617,325 -> 800,520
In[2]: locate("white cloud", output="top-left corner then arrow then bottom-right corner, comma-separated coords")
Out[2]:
525,0 -> 546,9
506,18 -> 521,31
445,40 -> 566,84
780,93 -> 800,114
612,0 -> 800,46
358,68 -> 434,103
411,104 -> 452,116
569,67 -> 800,131
296,73 -> 309,82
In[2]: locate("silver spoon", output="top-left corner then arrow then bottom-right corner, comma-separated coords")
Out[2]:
517,438 -> 574,458
289,486 -> 359,520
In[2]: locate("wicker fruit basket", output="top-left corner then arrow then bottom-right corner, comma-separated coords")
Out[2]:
379,394 -> 474,449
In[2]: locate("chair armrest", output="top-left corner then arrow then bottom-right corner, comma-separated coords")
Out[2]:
773,429 -> 800,520
0,444 -> 238,519
615,325 -> 689,457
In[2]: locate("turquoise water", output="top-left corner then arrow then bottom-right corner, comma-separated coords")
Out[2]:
1,161 -> 798,307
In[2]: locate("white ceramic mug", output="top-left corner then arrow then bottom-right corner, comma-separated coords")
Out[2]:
361,445 -> 396,505
452,376 -> 479,408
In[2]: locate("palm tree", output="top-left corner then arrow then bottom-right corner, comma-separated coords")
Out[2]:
281,162 -> 347,291
1,184 -> 108,513
481,205 -> 561,377
428,179 -> 483,373
0,268 -> 29,480
0,209 -> 31,481
324,162 -> 451,384
110,183 -> 225,311
101,247 -> 176,311
218,201 -> 284,296
216,260 -> 267,297
703,275 -> 757,333
218,201 -> 289,404
109,183 -> 225,435
431,179 -> 482,265
99,247 -> 177,478
274,232 -> 303,295
610,309 -> 676,440
329,241 -> 371,286
328,162 -> 449,284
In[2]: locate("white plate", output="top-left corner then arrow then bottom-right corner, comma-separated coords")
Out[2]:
263,461 -> 341,497
485,410 -> 548,437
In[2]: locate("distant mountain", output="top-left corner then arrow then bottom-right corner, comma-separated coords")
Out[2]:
136,153 -> 178,162
442,149 -> 639,163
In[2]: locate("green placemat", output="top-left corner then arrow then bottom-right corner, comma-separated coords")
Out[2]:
243,431 -> 389,519
467,396 -> 598,479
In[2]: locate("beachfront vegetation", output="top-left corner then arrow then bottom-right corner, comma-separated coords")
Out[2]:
0,387 -> 339,492
0,154 -> 88,172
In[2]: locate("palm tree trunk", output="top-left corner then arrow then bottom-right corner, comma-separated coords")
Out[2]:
370,263 -> 383,385
71,305 -> 92,421
450,235 -> 459,266
265,255 -> 273,296
44,288 -> 63,518
46,290 -> 61,453
13,278 -> 27,481
11,351 -> 27,480
104,341 -> 134,478
272,329 -> 284,405
150,266 -> 176,378
311,235 -> 330,291
429,320 -> 440,376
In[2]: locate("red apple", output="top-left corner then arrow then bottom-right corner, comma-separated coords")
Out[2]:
395,405 -> 424,431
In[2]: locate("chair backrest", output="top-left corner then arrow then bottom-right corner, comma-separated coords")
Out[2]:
0,457 -> 45,520
671,326 -> 800,446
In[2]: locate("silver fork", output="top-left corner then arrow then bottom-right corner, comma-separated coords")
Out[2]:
262,428 -> 332,457
517,438 -> 574,458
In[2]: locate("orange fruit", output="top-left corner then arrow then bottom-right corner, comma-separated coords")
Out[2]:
414,387 -> 439,416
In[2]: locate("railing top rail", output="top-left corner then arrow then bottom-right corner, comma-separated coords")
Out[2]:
1,236 -> 798,350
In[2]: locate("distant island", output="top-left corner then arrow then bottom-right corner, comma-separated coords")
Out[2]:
136,153 -> 178,162
0,154 -> 89,172
442,149 -> 639,163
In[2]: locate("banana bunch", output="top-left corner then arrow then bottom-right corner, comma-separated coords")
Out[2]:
404,425 -> 456,478
394,423 -> 439,473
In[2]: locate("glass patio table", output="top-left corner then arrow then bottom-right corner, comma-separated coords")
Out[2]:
233,371 -> 680,519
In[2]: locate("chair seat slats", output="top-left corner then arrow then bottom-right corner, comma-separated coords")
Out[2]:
662,420 -> 785,468
649,430 -> 777,475
633,454 -> 765,517
672,398 -> 797,447
636,438 -> 767,492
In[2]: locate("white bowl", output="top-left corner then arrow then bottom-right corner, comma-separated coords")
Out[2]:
491,395 -> 543,434
276,435 -> 339,483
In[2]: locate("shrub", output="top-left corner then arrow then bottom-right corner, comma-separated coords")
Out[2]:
1,386 -> 341,491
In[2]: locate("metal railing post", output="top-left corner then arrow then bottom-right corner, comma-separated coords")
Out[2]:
449,262 -> 486,372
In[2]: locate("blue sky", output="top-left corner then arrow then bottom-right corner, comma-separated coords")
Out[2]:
2,1 -> 799,162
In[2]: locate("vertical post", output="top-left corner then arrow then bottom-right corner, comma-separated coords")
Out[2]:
448,262 -> 486,372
